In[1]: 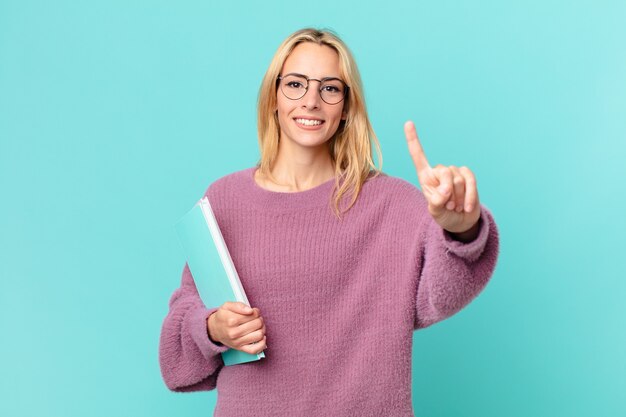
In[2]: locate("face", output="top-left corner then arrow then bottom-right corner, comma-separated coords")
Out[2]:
276,42 -> 347,150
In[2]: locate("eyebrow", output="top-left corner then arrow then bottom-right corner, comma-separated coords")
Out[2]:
284,72 -> 344,81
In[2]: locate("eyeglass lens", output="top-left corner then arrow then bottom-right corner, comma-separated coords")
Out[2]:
280,74 -> 346,104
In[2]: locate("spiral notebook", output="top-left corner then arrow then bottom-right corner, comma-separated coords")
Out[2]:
174,196 -> 265,366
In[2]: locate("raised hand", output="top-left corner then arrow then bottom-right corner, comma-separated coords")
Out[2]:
404,121 -> 481,236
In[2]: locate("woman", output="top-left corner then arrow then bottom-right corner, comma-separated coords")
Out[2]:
159,28 -> 499,416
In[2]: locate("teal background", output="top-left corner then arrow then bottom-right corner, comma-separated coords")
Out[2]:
1,0 -> 624,416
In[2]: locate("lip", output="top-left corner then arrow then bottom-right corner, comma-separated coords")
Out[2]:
293,116 -> 324,121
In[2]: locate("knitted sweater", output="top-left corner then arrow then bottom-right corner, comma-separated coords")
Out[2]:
159,167 -> 500,417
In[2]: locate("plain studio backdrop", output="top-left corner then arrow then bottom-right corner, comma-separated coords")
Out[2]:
0,1 -> 624,416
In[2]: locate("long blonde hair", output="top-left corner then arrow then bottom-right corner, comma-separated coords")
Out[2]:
256,28 -> 383,219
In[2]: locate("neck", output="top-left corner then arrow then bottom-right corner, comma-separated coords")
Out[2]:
267,139 -> 336,192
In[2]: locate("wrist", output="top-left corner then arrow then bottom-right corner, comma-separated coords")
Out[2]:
447,217 -> 481,243
207,313 -> 223,345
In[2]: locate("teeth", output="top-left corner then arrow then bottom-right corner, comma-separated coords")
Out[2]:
295,118 -> 322,126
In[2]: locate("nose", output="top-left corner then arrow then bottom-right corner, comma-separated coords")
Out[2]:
301,80 -> 322,109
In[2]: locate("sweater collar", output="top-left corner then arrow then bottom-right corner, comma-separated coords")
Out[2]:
243,167 -> 338,211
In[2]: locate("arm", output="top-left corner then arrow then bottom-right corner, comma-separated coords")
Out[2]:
158,263 -> 229,392
414,204 -> 500,329
402,120 -> 500,329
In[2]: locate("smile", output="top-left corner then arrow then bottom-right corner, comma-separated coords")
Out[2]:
294,118 -> 324,126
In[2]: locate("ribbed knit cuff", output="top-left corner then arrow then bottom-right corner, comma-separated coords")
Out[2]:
438,205 -> 494,263
188,306 -> 230,361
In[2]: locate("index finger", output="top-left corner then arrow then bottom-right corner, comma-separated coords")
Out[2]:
222,301 -> 254,315
404,120 -> 431,173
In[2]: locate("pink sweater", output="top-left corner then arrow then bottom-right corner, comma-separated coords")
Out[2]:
159,167 -> 499,416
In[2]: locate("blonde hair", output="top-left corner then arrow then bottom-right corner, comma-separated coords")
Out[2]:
256,28 -> 383,220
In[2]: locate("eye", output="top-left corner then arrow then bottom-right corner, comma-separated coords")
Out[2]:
286,81 -> 305,89
322,85 -> 341,93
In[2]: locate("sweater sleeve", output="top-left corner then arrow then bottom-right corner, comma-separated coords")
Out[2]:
413,204 -> 500,330
158,263 -> 230,392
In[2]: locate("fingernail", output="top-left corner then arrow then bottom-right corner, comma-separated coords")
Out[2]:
438,185 -> 449,194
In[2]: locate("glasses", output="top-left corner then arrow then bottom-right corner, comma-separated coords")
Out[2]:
277,73 -> 349,105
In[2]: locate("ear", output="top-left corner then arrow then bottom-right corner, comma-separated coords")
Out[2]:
341,110 -> 347,121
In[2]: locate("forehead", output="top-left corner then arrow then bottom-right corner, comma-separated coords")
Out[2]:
281,42 -> 341,78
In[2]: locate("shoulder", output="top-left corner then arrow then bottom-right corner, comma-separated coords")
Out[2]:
203,167 -> 255,198
356,171 -> 430,229
363,171 -> 427,208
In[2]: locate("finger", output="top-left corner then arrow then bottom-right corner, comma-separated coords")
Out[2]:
225,317 -> 263,343
428,165 -> 453,209
459,166 -> 479,212
240,335 -> 267,355
235,328 -> 266,349
221,307 -> 259,328
235,309 -> 262,328
449,166 -> 466,212
234,316 -> 265,339
225,317 -> 263,341
404,121 -> 431,175
222,301 -> 254,315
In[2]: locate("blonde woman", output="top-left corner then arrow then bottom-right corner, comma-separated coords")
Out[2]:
159,28 -> 499,416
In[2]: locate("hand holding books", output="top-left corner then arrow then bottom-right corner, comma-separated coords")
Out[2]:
207,302 -> 267,355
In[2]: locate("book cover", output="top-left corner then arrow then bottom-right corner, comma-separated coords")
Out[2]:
174,196 -> 265,366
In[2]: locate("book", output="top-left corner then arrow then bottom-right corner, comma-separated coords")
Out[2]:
174,196 -> 265,366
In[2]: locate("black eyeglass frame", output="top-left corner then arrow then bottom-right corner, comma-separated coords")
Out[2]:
276,73 -> 350,105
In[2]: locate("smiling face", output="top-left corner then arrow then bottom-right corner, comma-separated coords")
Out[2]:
276,42 -> 347,151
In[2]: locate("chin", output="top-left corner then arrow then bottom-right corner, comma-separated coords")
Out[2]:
283,131 -> 332,148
